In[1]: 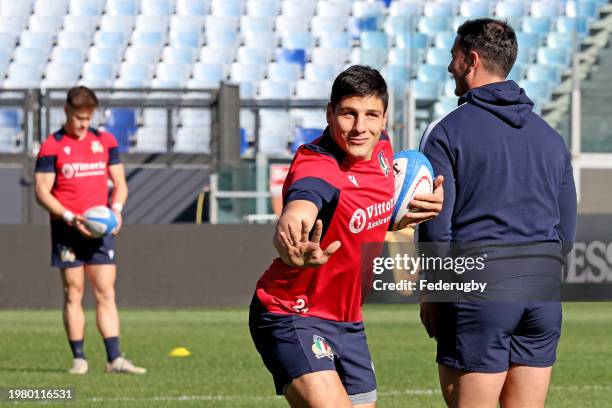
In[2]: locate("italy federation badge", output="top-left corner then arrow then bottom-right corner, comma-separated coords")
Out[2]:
312,335 -> 334,360
378,151 -> 390,177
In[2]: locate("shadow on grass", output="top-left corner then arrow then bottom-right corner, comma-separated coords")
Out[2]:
0,366 -> 66,374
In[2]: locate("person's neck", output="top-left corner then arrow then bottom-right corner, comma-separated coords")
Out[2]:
467,73 -> 507,92
64,126 -> 86,140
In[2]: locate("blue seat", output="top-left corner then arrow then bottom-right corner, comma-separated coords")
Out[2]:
169,26 -> 202,48
94,31 -> 126,48
418,16 -> 451,34
459,0 -> 491,17
276,48 -> 306,68
384,64 -> 411,89
246,0 -> 280,17
268,62 -> 301,82
412,80 -> 442,100
360,31 -> 388,49
417,64 -> 449,83
388,47 -> 424,67
515,31 -> 541,50
176,0 -> 209,16
547,32 -> 576,49
106,0 -> 140,15
243,30 -> 278,51
352,0 -> 385,18
389,1 -> 421,16
0,33 -> 17,50
5,63 -> 42,88
119,63 -> 154,82
434,32 -> 456,50
291,128 -> 322,152
163,46 -> 196,65
156,62 -> 190,85
515,47 -> 534,64
317,0 -> 351,18
281,0 -> 317,18
237,47 -> 269,65
19,31 -> 54,51
426,48 -> 451,66
199,46 -> 235,66
192,62 -> 224,85
141,0 -> 173,16
433,96 -> 459,118
319,31 -> 351,50
205,24 -> 239,49
88,45 -> 124,65
69,0 -> 105,16
52,47 -> 84,65
424,2 -> 455,17
295,79 -> 330,98
556,16 -> 589,36
240,15 -> 274,34
395,32 -> 429,49
82,62 -> 115,85
566,0 -> 599,19
99,14 -> 135,36
304,63 -> 335,82
350,16 -> 382,35
351,48 -> 387,69
526,65 -> 561,85
506,64 -> 525,81
0,109 -> 21,129
530,1 -> 560,17
0,15 -> 28,37
211,0 -> 243,17
105,108 -> 137,152
495,1 -> 526,17
125,46 -> 160,64
63,15 -> 99,34
28,15 -> 63,34
386,16 -> 419,38
519,80 -> 551,108
13,47 -> 49,70
281,31 -> 313,50
230,62 -> 264,83
537,47 -> 571,68
58,31 -> 93,49
132,31 -> 166,49
279,16 -> 312,34
258,80 -> 292,99
43,63 -> 81,88
522,17 -> 553,36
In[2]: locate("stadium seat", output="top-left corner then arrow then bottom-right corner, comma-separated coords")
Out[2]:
311,48 -> 349,71
526,64 -> 562,84
516,31 -> 541,50
547,32 -> 577,49
163,46 -> 197,65
384,64 -> 411,90
318,30 -> 351,50
58,31 -> 93,49
530,1 -> 561,17
426,48 -> 451,66
433,96 -> 459,118
388,47 -> 424,67
277,16 -> 311,34
94,31 -> 127,49
258,80 -> 293,99
507,63 -> 525,81
13,47 -> 49,71
82,62 -> 116,87
125,46 -> 161,64
192,62 -> 225,87
33,0 -> 68,18
317,0 -> 352,18
211,0 -> 243,17
106,0 -> 140,16
88,45 -> 124,65
5,63 -> 42,88
353,0 -> 385,18
205,21 -> 239,50
434,32 -> 456,50
412,80 -> 443,100
258,114 -> 290,155
290,108 -> 327,129
291,127 -> 322,152
459,1 -> 491,17
169,26 -> 203,49
132,126 -> 167,152
304,63 -> 336,82
360,31 -> 388,49
537,47 -> 571,67
135,15 -> 170,33
141,0 -> 173,16
155,62 -> 191,86
243,30 -> 278,53
0,109 -> 21,129
51,47 -> 85,65
240,16 -> 274,34
417,64 -> 450,83
385,15 -> 418,38
0,15 -> 28,37
63,15 -> 99,35
389,1 -> 422,17
424,2 -> 456,17
556,16 -> 589,36
19,31 -> 54,51
268,62 -> 301,82
351,48 -> 387,69
237,47 -> 269,66
515,47 -> 534,64
519,80 -> 551,110
295,79 -> 331,99
69,0 -> 105,16
105,108 -> 137,152
246,0 -> 281,18
43,62 -> 80,87
0,33 -> 17,51
99,14 -> 135,36
276,48 -> 307,68
119,63 -> 154,83
418,16 -> 451,35
522,17 -> 553,36
199,46 -> 235,67
174,127 -> 211,153
281,0 -> 316,19
132,31 -> 166,49
28,15 -> 64,34
230,62 -> 265,83
495,1 -> 526,17
280,31 -> 313,51
176,0 -> 210,16
0,126 -> 22,153
349,16 -> 382,36
566,0 -> 599,19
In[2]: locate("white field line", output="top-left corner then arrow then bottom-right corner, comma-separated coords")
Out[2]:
71,384 -> 612,403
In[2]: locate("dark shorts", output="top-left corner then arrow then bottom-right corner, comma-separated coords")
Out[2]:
435,301 -> 562,372
50,220 -> 116,268
249,296 -> 377,400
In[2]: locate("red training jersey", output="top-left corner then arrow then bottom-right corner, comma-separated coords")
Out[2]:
256,129 -> 394,322
35,127 -> 121,215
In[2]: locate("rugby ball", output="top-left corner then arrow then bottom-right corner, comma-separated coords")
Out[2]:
390,150 -> 434,231
83,206 -> 117,238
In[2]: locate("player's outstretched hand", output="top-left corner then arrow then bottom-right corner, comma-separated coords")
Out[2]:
404,175 -> 444,227
73,214 -> 95,239
279,219 -> 341,268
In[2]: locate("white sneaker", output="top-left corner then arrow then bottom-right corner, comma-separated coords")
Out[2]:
68,358 -> 88,375
105,356 -> 146,374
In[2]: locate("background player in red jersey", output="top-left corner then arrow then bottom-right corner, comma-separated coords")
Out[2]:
250,66 -> 443,408
34,87 -> 145,375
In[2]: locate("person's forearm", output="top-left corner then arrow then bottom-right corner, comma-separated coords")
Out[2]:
35,188 -> 70,219
111,182 -> 128,208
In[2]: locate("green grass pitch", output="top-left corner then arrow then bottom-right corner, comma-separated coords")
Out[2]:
0,303 -> 610,407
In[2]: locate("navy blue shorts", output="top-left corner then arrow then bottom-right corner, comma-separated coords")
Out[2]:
435,301 -> 562,372
249,296 -> 377,399
50,220 -> 116,268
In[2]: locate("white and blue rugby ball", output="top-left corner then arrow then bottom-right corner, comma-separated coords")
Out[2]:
390,150 -> 434,231
84,206 -> 118,238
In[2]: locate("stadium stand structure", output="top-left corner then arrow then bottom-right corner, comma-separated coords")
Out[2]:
0,0 -> 611,155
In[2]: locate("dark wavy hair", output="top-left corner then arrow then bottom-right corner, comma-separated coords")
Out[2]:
66,86 -> 99,111
456,18 -> 518,77
330,65 -> 388,112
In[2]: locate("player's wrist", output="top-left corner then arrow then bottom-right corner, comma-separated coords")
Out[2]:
62,210 -> 75,225
111,202 -> 123,214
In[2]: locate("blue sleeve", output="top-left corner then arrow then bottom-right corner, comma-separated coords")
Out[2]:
557,151 -> 577,255
284,177 -> 339,211
34,155 -> 57,173
108,146 -> 121,165
418,124 -> 455,243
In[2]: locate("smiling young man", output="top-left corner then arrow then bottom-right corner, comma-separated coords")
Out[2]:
418,19 -> 576,408
249,66 -> 444,408
34,86 -> 145,375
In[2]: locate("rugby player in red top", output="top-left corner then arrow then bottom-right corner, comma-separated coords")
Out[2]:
249,66 -> 444,407
34,86 -> 145,375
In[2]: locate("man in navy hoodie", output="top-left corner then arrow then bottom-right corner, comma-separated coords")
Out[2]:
418,19 -> 577,407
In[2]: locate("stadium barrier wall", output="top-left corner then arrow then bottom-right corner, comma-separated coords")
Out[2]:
1,214 -> 612,308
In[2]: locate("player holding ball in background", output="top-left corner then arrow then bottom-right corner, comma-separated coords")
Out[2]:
34,86 -> 145,375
